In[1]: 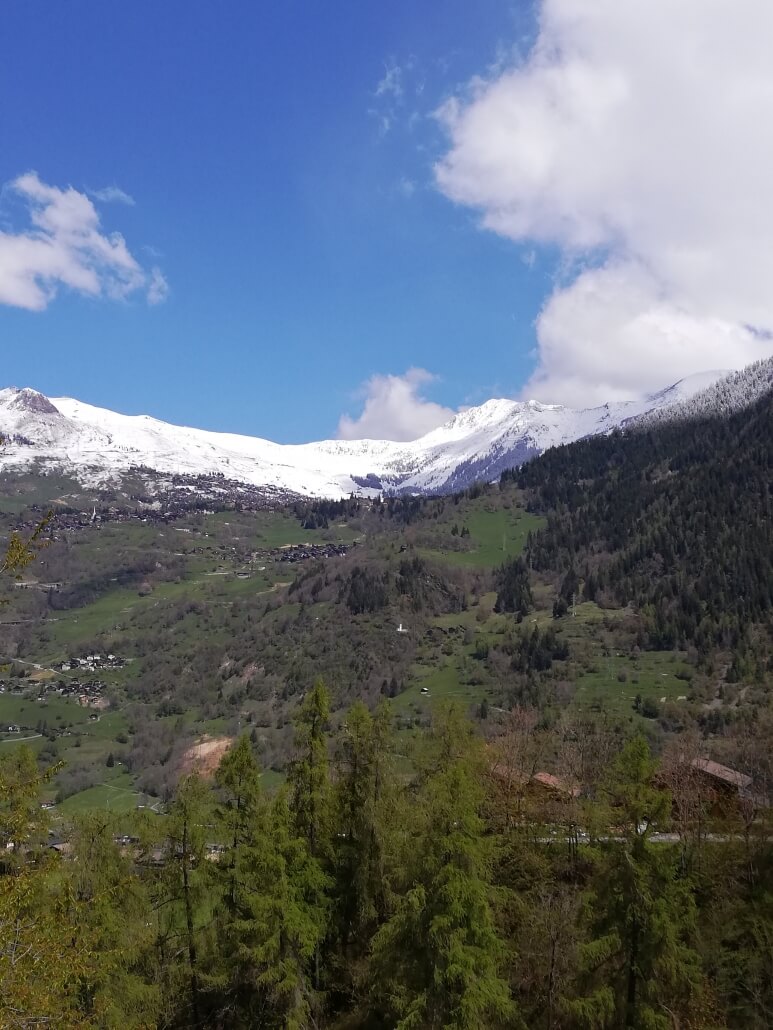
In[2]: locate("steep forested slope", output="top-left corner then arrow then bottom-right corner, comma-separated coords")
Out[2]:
516,384 -> 773,671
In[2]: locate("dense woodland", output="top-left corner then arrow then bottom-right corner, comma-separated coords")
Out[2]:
1,389 -> 773,1027
1,685 -> 772,1029
514,389 -> 773,671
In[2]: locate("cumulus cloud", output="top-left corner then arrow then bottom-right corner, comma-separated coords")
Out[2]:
337,368 -> 455,441
435,0 -> 773,404
0,172 -> 166,311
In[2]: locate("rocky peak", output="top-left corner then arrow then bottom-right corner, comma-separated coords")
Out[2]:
5,387 -> 60,415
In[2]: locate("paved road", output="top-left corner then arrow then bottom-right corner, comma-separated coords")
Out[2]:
535,831 -> 763,845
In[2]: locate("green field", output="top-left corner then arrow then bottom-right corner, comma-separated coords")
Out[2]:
56,770 -> 153,815
420,505 -> 544,568
0,692 -> 120,736
571,649 -> 694,715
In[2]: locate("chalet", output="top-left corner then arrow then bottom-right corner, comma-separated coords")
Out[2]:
687,757 -> 769,817
531,771 -> 581,799
487,750 -> 581,823
690,757 -> 752,797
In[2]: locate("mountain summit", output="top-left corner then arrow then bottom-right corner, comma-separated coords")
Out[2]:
2,387 -> 60,416
1,366 -> 765,499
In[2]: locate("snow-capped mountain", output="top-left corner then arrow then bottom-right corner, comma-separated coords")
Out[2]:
0,366 -> 759,500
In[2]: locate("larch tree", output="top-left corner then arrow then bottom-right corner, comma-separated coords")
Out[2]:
156,772 -> 211,1028
369,705 -> 517,1030
233,789 -> 329,1029
287,678 -> 334,997
206,733 -> 269,1019
0,748 -> 87,1027
60,811 -> 159,1027
569,737 -> 702,1030
287,678 -> 333,861
331,699 -> 401,1003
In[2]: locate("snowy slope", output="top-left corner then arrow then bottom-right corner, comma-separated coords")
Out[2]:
0,367 -> 748,499
634,356 -> 773,429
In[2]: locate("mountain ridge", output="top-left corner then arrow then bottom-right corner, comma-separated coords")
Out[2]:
0,366 -> 756,499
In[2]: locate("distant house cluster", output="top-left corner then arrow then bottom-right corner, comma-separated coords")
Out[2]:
47,678 -> 109,709
60,653 -> 126,673
13,580 -> 63,591
15,471 -> 304,545
125,467 -> 306,512
275,542 -> 350,565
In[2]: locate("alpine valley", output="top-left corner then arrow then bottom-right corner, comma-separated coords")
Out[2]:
1,354 -> 773,1028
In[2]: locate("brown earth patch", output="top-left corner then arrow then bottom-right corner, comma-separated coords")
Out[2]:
179,735 -> 233,778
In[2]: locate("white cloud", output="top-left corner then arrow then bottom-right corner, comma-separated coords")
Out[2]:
0,172 -> 166,311
370,57 -> 427,139
368,109 -> 394,139
147,266 -> 170,305
89,185 -> 136,206
375,61 -> 404,101
435,0 -> 773,404
337,368 -> 455,441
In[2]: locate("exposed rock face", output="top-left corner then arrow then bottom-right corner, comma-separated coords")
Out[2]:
5,388 -> 60,416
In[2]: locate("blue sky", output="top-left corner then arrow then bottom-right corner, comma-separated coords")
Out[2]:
1,1 -> 548,441
3,2 -> 770,441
